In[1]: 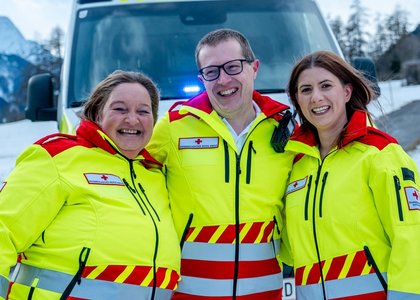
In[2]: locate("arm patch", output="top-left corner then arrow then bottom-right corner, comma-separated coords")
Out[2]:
402,167 -> 415,182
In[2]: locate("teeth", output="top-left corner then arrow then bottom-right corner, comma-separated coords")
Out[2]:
312,106 -> 329,114
120,129 -> 139,134
220,88 -> 236,96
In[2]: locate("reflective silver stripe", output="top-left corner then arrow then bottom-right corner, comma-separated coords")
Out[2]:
388,290 -> 420,299
14,264 -> 173,300
0,275 -> 8,298
176,273 -> 282,297
297,273 -> 387,299
182,239 -> 280,261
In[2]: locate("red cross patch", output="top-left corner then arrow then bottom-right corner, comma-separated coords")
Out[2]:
178,137 -> 219,149
286,177 -> 308,195
84,173 -> 124,186
405,186 -> 420,210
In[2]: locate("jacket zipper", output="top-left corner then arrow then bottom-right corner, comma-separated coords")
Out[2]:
246,140 -> 256,184
60,247 -> 91,300
272,216 -> 281,254
319,172 -> 329,218
304,175 -> 313,221
223,140 -> 230,183
228,114 -> 286,298
363,246 -> 388,292
393,175 -> 404,221
124,178 -> 146,215
180,213 -> 193,249
232,153 -> 241,300
127,160 -> 160,300
137,182 -> 160,221
312,164 -> 327,300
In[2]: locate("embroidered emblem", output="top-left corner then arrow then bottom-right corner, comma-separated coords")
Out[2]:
179,137 -> 219,149
84,173 -> 124,186
405,186 -> 420,210
286,177 -> 307,194
0,182 -> 6,192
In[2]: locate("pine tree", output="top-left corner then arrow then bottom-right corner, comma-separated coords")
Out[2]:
385,5 -> 410,46
329,16 -> 348,58
345,0 -> 370,60
369,14 -> 388,60
45,26 -> 65,59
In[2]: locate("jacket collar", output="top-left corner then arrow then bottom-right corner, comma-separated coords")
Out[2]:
180,90 -> 289,117
76,120 -> 162,167
291,110 -> 368,147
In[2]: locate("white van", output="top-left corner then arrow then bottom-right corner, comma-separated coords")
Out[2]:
26,0 -> 351,134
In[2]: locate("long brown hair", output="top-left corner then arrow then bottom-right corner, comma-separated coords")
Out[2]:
287,51 -> 376,145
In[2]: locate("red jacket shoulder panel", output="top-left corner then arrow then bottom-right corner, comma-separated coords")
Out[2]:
252,90 -> 289,117
35,133 -> 87,157
168,110 -> 199,122
343,111 -> 398,150
358,127 -> 398,150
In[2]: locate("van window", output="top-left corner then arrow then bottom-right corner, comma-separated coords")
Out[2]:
69,0 -> 339,107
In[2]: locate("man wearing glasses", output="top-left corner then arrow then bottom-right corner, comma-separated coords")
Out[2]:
147,29 -> 294,299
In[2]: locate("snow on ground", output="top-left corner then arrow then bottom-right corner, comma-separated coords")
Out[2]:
0,120 -> 58,181
1,80 -> 420,182
368,80 -> 420,117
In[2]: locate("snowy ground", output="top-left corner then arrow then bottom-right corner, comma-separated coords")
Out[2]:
0,120 -> 58,181
1,80 -> 420,182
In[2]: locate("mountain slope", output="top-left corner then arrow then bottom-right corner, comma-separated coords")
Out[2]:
0,16 -> 61,123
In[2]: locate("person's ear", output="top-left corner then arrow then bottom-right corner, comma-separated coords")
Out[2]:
344,83 -> 353,102
252,59 -> 260,79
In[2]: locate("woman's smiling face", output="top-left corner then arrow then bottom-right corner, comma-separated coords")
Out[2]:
296,66 -> 353,134
97,82 -> 154,159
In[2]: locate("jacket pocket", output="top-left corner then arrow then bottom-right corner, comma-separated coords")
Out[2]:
304,175 -> 313,220
180,213 -> 194,249
393,175 -> 404,221
363,246 -> 388,292
60,247 -> 91,300
272,216 -> 281,255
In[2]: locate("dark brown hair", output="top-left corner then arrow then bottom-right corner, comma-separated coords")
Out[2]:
82,70 -> 160,124
287,51 -> 375,127
195,28 -> 256,69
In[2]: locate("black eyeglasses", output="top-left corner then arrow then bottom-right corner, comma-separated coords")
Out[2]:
198,59 -> 253,81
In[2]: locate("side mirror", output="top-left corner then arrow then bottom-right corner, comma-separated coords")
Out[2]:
26,73 -> 57,121
351,57 -> 381,98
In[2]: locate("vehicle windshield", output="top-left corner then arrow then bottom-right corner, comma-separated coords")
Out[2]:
69,0 -> 339,107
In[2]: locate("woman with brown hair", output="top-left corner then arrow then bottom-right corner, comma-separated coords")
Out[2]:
0,70 -> 180,300
283,51 -> 420,299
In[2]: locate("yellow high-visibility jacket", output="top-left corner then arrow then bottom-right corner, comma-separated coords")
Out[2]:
147,91 -> 294,299
0,120 -> 180,300
283,110 -> 420,299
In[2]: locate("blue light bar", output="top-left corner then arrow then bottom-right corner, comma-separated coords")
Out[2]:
183,85 -> 201,94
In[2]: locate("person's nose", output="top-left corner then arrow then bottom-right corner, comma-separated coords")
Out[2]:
126,111 -> 140,124
217,68 -> 232,84
310,87 -> 323,103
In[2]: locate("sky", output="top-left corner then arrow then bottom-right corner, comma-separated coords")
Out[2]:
0,0 -> 73,41
0,0 -> 419,41
318,0 -> 420,32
